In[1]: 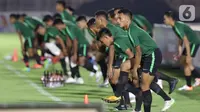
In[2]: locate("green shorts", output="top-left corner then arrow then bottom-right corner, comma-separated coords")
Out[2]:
78,44 -> 88,57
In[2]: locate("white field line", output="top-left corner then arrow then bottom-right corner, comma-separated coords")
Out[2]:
0,61 -> 65,103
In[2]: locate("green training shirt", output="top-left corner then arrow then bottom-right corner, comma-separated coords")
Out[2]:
127,22 -> 157,57
172,21 -> 200,45
24,16 -> 44,30
14,21 -> 34,40
44,27 -> 60,42
61,10 -> 75,23
133,15 -> 153,34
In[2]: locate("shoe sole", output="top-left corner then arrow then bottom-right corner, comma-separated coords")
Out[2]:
101,98 -> 120,103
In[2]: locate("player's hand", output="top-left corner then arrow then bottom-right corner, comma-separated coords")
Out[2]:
107,67 -> 113,79
71,54 -> 77,63
186,56 -> 192,64
173,54 -> 180,61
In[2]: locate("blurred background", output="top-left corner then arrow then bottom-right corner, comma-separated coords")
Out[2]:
0,0 -> 200,67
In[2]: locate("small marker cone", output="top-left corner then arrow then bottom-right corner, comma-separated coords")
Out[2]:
12,49 -> 18,62
84,94 -> 89,104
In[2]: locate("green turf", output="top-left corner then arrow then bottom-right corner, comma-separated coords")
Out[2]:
0,33 -> 200,112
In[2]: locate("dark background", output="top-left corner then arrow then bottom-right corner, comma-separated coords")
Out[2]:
0,0 -> 199,23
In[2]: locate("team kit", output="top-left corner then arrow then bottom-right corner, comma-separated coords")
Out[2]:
9,1 -> 200,112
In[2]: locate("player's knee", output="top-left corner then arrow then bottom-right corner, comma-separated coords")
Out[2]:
141,83 -> 150,91
79,57 -> 85,66
110,78 -> 118,85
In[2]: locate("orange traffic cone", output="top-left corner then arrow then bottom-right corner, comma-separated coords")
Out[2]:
12,49 -> 18,62
84,94 -> 89,104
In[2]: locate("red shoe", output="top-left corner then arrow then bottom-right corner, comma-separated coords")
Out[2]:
32,64 -> 43,69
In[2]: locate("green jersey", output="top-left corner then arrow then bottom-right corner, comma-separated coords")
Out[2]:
114,35 -> 132,58
172,21 -> 200,45
127,22 -> 157,57
133,15 -> 153,34
44,27 -> 60,42
60,24 -> 88,46
24,16 -> 44,30
61,10 -> 75,23
14,21 -> 34,40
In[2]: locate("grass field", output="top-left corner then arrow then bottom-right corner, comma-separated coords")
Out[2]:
0,33 -> 200,112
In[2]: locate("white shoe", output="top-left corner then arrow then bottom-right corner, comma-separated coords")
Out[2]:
178,85 -> 193,91
161,99 -> 175,111
65,77 -> 76,84
129,92 -> 136,103
76,78 -> 84,84
89,72 -> 95,77
157,79 -> 163,89
96,71 -> 102,82
193,78 -> 200,87
99,79 -> 109,87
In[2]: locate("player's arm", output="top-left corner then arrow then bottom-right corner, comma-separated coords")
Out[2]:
107,44 -> 115,76
56,36 -> 67,55
178,39 -> 183,56
134,46 -> 142,69
125,48 -> 135,68
183,36 -> 191,63
16,31 -> 24,51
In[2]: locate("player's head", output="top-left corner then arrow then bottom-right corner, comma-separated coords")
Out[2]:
43,15 -> 54,26
107,9 -> 118,25
18,14 -> 26,22
95,10 -> 108,28
35,24 -> 46,35
53,13 -> 61,20
114,7 -> 124,15
66,6 -> 75,15
118,9 -> 132,28
56,0 -> 66,12
53,19 -> 65,30
87,18 -> 99,33
164,11 -> 175,25
9,14 -> 17,24
98,28 -> 113,47
76,16 -> 87,29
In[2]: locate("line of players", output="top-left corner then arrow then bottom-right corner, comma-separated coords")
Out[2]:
9,1 -> 200,112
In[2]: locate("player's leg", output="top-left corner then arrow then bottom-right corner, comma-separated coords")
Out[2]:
189,44 -> 200,87
178,47 -> 193,91
78,45 -> 101,82
115,59 -> 131,110
32,37 -> 43,68
22,40 -> 31,71
156,71 -> 178,94
150,80 -> 175,111
140,48 -> 162,112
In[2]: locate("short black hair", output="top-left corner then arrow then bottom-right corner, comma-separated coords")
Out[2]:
118,9 -> 132,20
66,6 -> 75,12
53,13 -> 61,19
34,24 -> 44,32
76,16 -> 87,22
9,14 -> 16,18
43,15 -> 53,22
21,13 -> 27,18
97,28 -> 112,40
87,18 -> 95,28
56,0 -> 66,8
113,7 -> 124,12
95,10 -> 108,19
164,11 -> 175,19
15,14 -> 20,20
107,9 -> 115,18
53,19 -> 64,26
